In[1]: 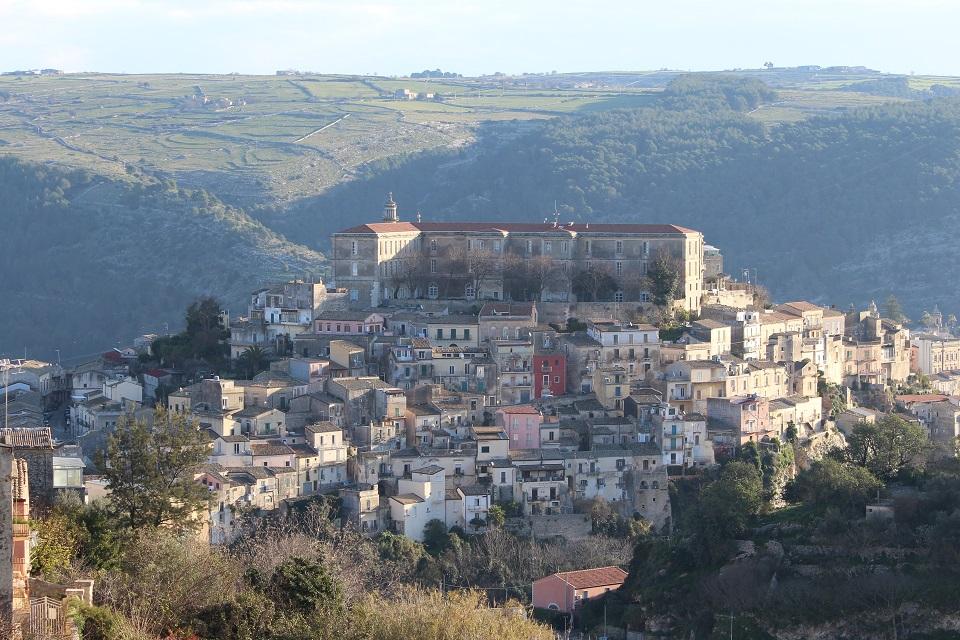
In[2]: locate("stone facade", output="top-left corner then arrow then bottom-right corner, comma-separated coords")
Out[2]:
331,196 -> 705,312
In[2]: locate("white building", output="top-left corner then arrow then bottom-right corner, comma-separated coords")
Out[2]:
389,465 -> 447,541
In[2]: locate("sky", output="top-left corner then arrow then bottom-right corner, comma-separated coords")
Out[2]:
1,0 -> 959,77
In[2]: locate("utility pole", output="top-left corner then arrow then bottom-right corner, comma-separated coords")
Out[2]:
717,611 -> 734,640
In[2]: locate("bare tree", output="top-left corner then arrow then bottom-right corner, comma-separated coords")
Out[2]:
449,247 -> 500,299
388,255 -> 431,299
572,262 -> 617,302
503,254 -> 563,301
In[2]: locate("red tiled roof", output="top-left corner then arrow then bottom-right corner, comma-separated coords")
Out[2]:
337,221 -> 697,235
145,368 -> 169,379
0,427 -> 54,449
555,566 -> 628,589
896,394 -> 948,404
498,405 -> 541,415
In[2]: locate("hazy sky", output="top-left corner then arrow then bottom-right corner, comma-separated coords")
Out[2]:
2,0 -> 958,76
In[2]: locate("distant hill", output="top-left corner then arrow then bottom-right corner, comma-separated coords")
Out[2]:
0,159 -> 324,359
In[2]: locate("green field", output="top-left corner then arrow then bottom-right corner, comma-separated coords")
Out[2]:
0,69 -> 945,206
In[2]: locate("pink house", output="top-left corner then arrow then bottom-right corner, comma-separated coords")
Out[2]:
314,311 -> 384,336
532,566 -> 628,613
495,405 -> 543,450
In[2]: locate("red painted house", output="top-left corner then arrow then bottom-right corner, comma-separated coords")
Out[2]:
533,353 -> 566,399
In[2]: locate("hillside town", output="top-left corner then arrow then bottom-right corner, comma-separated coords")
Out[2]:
1,194 -> 958,635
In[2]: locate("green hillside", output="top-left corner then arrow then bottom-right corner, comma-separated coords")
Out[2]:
0,158 -> 324,358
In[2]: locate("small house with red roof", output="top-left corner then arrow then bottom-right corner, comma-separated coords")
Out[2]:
532,566 -> 628,613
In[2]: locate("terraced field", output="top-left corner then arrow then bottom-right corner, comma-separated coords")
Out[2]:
3,69 -> 944,208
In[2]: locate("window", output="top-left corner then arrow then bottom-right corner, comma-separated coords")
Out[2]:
465,285 -> 475,299
614,291 -> 624,302
464,328 -> 471,339
554,376 -> 560,383
449,365 -> 455,375
616,240 -> 623,254
642,241 -> 649,256
560,240 -> 568,254
450,328 -> 458,339
428,284 -> 438,298
467,239 -> 473,250
544,240 -> 552,253
430,258 -> 437,273
481,445 -> 490,453
494,240 -> 501,252
526,240 -> 533,254
430,239 -> 437,253
351,241 -> 358,256
436,328 -> 443,339
350,289 -> 359,301
616,261 -> 623,276
586,240 -> 592,255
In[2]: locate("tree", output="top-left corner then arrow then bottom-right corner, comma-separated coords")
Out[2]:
236,345 -> 270,379
647,251 -> 681,308
30,511 -> 77,580
884,295 -> 907,324
422,519 -> 451,556
821,381 -> 847,417
97,407 -> 211,533
786,458 -> 882,515
185,295 -> 229,361
268,556 -> 343,615
504,254 -> 561,301
186,295 -> 223,335
843,415 -> 927,480
376,531 -> 425,565
449,247 -> 500,299
388,255 -> 430,299
487,504 -> 506,528
697,461 -> 762,560
572,263 -> 617,302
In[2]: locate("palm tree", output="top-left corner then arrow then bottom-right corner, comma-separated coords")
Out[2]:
237,346 -> 269,379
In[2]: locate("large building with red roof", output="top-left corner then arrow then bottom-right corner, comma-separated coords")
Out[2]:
331,194 -> 705,312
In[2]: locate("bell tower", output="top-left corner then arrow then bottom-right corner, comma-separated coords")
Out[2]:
383,192 -> 399,222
